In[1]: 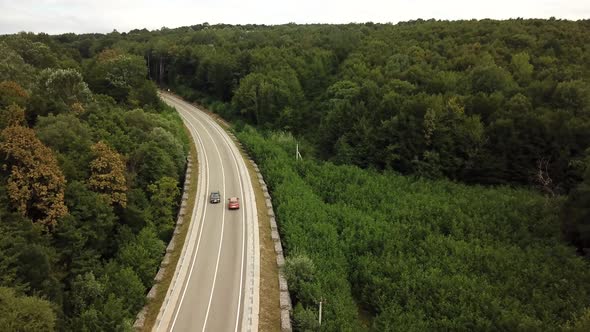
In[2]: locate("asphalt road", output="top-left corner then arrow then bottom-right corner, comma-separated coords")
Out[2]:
155,93 -> 259,332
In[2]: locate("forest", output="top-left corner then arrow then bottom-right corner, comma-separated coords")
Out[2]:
49,19 -> 589,250
238,128 -> 590,331
0,33 -> 188,330
1,18 -> 590,331
66,19 -> 590,190
97,19 -> 588,330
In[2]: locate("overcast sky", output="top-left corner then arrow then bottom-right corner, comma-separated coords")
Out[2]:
0,0 -> 588,35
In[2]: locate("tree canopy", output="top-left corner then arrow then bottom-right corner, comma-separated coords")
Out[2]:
65,19 -> 590,193
0,125 -> 68,228
238,127 -> 590,331
0,31 -> 188,331
2,18 -> 590,331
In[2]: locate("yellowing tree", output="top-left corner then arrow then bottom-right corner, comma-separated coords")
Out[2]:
96,49 -> 122,62
88,141 -> 127,207
0,104 -> 26,129
0,80 -> 29,107
0,125 -> 68,228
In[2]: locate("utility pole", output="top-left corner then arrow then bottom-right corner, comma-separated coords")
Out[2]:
319,297 -> 323,326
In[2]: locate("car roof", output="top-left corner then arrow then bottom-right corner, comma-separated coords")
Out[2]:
229,197 -> 239,201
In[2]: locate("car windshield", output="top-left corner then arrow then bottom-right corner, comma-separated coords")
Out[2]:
211,192 -> 220,198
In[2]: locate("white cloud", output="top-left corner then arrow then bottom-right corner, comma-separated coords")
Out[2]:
0,0 -> 588,34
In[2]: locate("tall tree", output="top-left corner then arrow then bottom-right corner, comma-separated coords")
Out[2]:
562,152 -> 590,249
147,176 -> 179,240
88,141 -> 127,208
0,125 -> 68,228
32,68 -> 92,116
0,81 -> 29,108
0,287 -> 56,331
85,50 -> 149,104
0,104 -> 26,129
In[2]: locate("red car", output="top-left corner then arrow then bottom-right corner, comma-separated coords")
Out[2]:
228,197 -> 240,210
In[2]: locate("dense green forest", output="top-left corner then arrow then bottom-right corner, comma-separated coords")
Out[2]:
238,127 -> 590,331
2,18 -> 590,331
0,33 -> 188,330
46,19 -> 590,250
55,19 -> 590,191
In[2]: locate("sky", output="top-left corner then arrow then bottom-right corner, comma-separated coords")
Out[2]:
0,0 -> 588,35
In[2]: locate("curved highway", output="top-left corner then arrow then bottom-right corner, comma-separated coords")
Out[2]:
155,92 -> 259,332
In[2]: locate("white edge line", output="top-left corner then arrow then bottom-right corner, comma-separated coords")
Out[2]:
167,98 -> 211,331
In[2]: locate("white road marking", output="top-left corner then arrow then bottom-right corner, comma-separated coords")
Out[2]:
188,109 -> 247,332
168,102 -> 212,332
155,94 -> 209,331
161,93 -> 253,332
189,114 -> 228,332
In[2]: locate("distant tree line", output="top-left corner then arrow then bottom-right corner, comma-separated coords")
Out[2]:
57,20 -> 590,189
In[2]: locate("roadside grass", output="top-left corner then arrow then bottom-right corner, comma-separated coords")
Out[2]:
242,149 -> 282,332
141,124 -> 199,331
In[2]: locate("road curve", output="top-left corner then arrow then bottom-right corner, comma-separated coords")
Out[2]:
154,92 -> 259,332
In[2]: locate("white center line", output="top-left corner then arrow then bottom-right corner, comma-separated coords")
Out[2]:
198,113 -> 247,332
177,101 -> 229,332
164,94 -> 249,332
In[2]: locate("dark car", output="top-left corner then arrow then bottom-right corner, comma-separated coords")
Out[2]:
210,191 -> 221,204
228,197 -> 240,210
